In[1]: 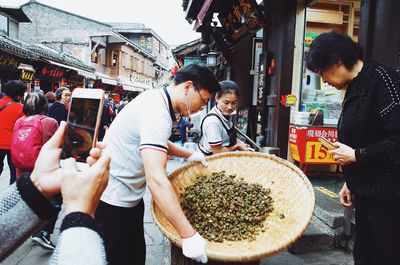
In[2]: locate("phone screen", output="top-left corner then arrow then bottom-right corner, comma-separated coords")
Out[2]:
62,97 -> 101,163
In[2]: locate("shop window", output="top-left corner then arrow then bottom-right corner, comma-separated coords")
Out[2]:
131,56 -> 136,70
297,1 -> 360,126
111,51 -> 119,67
98,47 -> 106,65
0,15 -> 9,36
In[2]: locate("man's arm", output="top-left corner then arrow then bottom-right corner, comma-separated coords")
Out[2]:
141,148 -> 195,237
167,140 -> 192,158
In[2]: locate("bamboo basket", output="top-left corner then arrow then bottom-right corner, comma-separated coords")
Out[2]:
151,152 -> 315,262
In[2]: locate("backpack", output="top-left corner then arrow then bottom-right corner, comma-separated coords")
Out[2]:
11,115 -> 46,170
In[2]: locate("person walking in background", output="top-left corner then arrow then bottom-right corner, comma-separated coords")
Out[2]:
198,80 -> 251,155
45,91 -> 56,109
11,92 -> 59,250
0,80 -> 25,184
176,113 -> 192,144
307,31 -> 400,265
47,87 -> 70,124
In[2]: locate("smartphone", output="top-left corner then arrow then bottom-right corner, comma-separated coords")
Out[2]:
319,136 -> 336,150
61,88 -> 104,170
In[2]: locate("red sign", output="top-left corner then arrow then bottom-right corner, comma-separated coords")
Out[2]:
289,125 -> 338,164
41,67 -> 64,79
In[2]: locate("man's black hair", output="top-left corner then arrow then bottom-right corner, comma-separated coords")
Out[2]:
218,80 -> 240,97
23,91 -> 48,116
306,31 -> 364,73
3,80 -> 26,101
172,64 -> 221,94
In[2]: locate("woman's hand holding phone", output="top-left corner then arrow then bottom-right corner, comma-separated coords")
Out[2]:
31,121 -> 110,204
328,141 -> 357,166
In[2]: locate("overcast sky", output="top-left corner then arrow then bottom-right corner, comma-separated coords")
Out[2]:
1,0 -> 201,46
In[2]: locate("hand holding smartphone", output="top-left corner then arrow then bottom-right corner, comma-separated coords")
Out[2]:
319,136 -> 336,150
61,88 -> 104,171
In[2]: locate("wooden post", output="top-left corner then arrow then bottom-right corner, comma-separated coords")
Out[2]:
170,244 -> 260,265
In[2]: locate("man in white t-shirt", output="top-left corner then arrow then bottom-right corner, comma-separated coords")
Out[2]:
95,64 -> 221,265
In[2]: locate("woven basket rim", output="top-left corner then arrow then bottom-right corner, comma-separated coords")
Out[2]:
151,152 -> 315,262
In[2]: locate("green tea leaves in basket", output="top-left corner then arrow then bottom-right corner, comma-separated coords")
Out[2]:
180,171 -> 274,243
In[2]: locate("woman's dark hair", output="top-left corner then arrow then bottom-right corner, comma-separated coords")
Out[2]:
306,31 -> 364,73
23,92 -> 48,116
3,80 -> 26,101
45,91 -> 56,103
173,64 -> 221,94
217,80 -> 240,97
55,87 -> 69,100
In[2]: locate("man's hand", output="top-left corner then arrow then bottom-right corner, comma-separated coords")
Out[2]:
187,151 -> 208,166
329,142 -> 356,166
182,232 -> 208,263
61,153 -> 110,218
339,183 -> 352,207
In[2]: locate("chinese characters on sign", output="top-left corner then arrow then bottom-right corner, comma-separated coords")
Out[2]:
131,72 -> 152,86
20,70 -> 34,82
0,53 -> 20,69
218,0 -> 266,44
41,67 -> 64,78
289,126 -> 338,164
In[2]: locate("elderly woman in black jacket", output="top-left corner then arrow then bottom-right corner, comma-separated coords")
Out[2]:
307,31 -> 400,265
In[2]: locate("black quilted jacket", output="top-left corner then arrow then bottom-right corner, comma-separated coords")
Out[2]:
338,60 -> 400,202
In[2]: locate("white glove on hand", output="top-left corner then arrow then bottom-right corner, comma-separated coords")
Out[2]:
187,151 -> 208,167
182,232 -> 208,263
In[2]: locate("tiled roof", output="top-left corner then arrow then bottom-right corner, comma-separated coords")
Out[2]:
0,35 -> 94,72
109,23 -> 145,30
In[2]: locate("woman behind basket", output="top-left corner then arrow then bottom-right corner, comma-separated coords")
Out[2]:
198,80 -> 251,155
11,91 -> 59,251
307,31 -> 400,265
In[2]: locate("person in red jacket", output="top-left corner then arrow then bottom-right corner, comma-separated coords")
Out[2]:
0,80 -> 25,184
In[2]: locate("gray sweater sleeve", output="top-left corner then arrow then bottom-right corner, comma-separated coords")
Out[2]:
0,183 -> 44,260
0,175 -> 107,265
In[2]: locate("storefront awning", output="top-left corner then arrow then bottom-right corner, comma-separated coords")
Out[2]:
44,59 -> 96,79
95,72 -> 118,86
120,80 -> 152,92
122,84 -> 143,92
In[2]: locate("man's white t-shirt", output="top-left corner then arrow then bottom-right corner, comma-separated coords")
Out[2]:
198,106 -> 233,154
100,88 -> 173,208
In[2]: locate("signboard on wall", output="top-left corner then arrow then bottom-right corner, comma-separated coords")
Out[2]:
183,57 -> 206,66
0,53 -> 20,69
218,0 -> 266,44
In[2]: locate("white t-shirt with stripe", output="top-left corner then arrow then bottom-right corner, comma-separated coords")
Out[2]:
198,106 -> 234,154
101,88 -> 173,208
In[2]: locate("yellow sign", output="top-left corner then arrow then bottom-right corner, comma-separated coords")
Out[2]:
286,95 -> 297,107
315,187 -> 339,198
289,143 -> 300,161
305,141 -> 335,163
20,70 -> 34,82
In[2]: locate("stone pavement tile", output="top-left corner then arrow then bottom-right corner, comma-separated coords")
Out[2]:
261,250 -> 353,265
145,223 -> 165,246
262,251 -> 307,265
146,237 -> 171,265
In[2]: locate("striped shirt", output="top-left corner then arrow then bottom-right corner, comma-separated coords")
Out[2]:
101,88 -> 173,207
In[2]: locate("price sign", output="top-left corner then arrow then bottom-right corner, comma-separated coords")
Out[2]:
305,141 -> 335,163
289,143 -> 300,161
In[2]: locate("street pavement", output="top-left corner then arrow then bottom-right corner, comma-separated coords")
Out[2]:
0,157 -> 353,265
